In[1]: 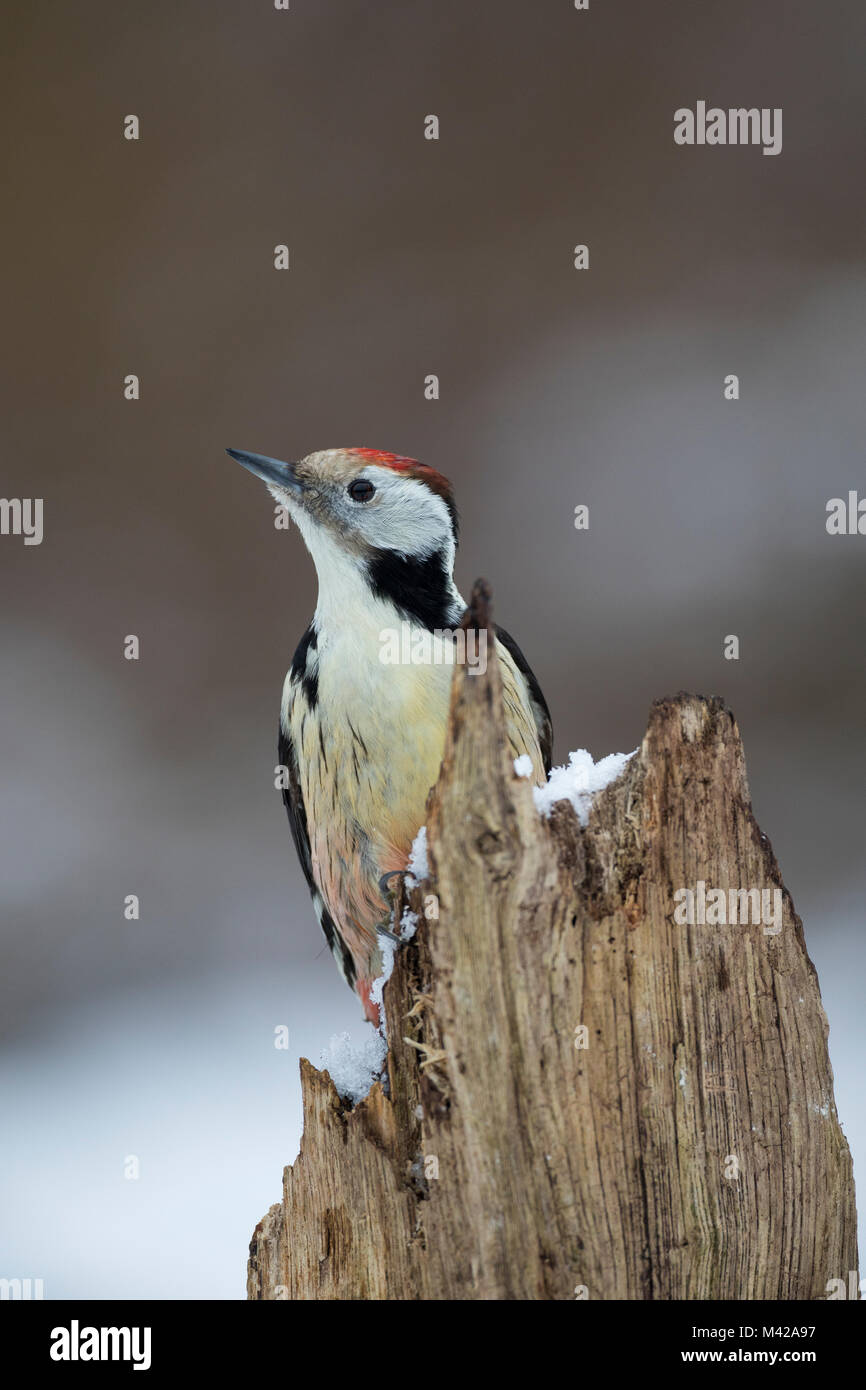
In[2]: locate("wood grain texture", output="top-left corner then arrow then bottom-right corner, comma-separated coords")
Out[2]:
248,591 -> 857,1301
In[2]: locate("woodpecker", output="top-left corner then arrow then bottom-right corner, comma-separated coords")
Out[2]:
228,447 -> 552,1024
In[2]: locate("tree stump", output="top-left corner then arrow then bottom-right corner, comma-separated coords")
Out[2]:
247,587 -> 857,1300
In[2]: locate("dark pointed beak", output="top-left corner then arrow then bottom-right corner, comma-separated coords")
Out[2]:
226,448 -> 306,495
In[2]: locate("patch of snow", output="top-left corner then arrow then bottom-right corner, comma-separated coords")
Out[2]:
399,907 -> 419,941
370,935 -> 398,1020
405,825 -> 429,886
513,753 -> 534,778
319,1028 -> 388,1108
533,748 -> 636,826
324,903 -> 421,1107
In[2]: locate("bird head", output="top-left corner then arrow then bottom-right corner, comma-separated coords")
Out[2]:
228,446 -> 458,556
228,446 -> 463,626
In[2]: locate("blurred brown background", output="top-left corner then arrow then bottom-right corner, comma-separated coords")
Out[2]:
1,0 -> 863,1297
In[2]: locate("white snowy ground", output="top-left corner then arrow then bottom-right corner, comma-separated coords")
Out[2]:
0,965 -> 360,1300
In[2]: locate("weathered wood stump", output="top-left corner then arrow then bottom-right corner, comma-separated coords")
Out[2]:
248,589 -> 857,1300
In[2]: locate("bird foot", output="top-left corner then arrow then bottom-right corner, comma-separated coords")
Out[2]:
378,868 -> 404,899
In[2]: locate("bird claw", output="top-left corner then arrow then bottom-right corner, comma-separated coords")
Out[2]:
377,871 -> 406,942
376,922 -> 402,944
378,869 -> 404,898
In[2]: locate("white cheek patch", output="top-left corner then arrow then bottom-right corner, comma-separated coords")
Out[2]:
265,469 -> 458,626
353,470 -> 452,558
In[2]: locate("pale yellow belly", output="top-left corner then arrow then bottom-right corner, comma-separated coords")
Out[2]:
287,631 -> 545,983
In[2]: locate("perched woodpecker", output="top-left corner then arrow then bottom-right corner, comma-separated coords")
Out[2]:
228,447 -> 552,1024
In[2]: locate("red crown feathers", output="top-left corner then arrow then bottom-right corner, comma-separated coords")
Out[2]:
346,449 -> 455,514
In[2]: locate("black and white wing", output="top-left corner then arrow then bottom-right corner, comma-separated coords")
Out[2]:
277,712 -> 357,990
494,623 -> 554,775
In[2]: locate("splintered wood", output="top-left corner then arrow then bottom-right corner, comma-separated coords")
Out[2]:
248,594 -> 857,1300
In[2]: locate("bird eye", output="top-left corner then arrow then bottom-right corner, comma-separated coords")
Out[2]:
348,478 -> 375,503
